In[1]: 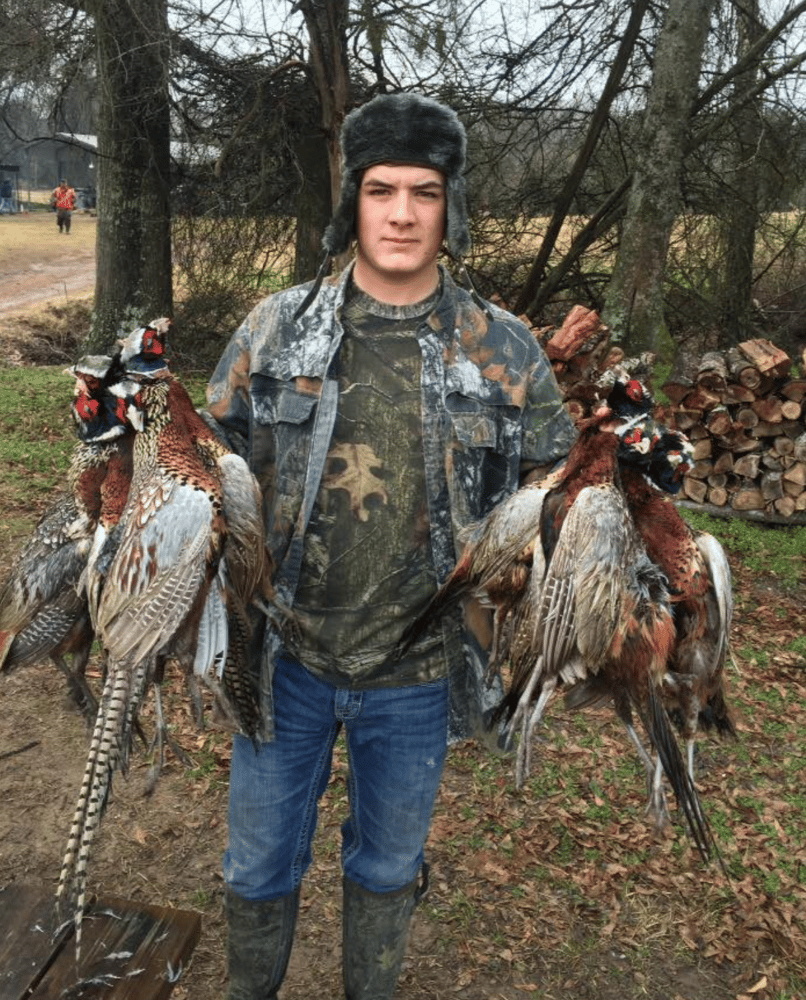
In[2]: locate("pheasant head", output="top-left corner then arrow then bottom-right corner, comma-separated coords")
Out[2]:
602,378 -> 693,495
647,430 -> 694,494
69,355 -> 142,442
607,377 -> 653,419
117,317 -> 172,377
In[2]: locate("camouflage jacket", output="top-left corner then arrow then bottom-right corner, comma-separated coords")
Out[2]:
204,263 -> 576,744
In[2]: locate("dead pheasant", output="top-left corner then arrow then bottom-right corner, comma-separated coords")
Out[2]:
600,463 -> 735,823
561,424 -> 735,829
0,356 -> 139,718
57,319 -> 266,952
400,379 -> 732,864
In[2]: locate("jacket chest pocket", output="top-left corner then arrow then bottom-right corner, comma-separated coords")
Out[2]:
445,392 -> 520,453
252,374 -> 320,428
250,375 -> 320,496
444,391 -> 524,512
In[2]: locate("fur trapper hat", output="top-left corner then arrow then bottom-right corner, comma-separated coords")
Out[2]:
322,92 -> 471,257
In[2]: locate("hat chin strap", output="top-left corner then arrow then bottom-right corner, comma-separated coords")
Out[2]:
443,250 -> 492,321
292,252 -> 334,321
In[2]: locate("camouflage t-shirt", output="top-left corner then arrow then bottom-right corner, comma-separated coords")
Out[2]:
287,281 -> 447,687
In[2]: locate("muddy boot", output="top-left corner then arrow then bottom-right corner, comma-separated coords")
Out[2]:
225,887 -> 300,1000
342,866 -> 428,1000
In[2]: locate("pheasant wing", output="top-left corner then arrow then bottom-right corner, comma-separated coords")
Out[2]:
527,483 -> 633,678
503,484 -> 641,783
217,451 -> 266,605
0,496 -> 91,638
397,483 -> 550,656
97,480 -> 218,663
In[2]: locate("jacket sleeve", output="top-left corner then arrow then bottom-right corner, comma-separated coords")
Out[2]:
202,319 -> 255,459
518,336 -> 577,483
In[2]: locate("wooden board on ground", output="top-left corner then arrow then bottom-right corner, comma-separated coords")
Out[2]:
0,885 -> 201,1000
0,885 -> 71,1000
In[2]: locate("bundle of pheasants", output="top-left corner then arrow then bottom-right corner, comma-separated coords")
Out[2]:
399,373 -> 735,869
0,318 -> 268,954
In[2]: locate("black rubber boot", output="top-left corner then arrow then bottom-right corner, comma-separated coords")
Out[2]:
225,887 -> 300,1000
342,866 -> 428,1000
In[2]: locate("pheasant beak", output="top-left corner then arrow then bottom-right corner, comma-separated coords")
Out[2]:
666,449 -> 691,479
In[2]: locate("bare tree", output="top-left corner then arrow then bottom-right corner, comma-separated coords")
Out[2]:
295,0 -> 350,214
513,0 -> 651,317
600,0 -> 717,359
293,0 -> 351,274
715,0 -> 767,346
484,0 -> 806,357
89,0 -> 172,347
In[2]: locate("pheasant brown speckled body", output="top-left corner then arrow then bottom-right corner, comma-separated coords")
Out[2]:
618,466 -> 735,772
58,320 -> 266,953
399,379 -> 732,865
0,357 -> 137,717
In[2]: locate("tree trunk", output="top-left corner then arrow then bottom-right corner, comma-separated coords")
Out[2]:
602,0 -> 716,361
89,0 -> 172,349
716,0 -> 763,349
295,0 -> 351,273
293,119 -> 335,283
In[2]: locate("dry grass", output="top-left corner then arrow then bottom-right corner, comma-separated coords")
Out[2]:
0,203 -> 96,263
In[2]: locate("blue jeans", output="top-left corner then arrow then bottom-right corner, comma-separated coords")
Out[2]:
224,653 -> 448,900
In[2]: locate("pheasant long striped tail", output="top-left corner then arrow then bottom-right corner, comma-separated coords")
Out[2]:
56,658 -> 149,958
642,682 -> 722,869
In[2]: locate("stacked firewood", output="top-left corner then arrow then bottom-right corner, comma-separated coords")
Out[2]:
662,340 -> 806,517
531,305 -> 655,422
530,305 -> 806,520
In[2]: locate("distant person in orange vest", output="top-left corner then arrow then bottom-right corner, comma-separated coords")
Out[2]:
51,179 -> 76,233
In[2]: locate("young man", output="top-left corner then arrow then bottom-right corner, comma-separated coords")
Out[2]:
51,179 -> 76,233
204,92 -> 576,1000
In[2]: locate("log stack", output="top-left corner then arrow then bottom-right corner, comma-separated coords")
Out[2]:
663,339 -> 806,517
531,306 -> 806,521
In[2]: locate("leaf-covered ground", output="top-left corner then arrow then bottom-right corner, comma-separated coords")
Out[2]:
0,335 -> 804,1000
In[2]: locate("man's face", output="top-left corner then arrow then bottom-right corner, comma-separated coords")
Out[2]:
354,163 -> 446,296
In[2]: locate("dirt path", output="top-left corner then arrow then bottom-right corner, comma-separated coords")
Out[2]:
0,211 -> 96,317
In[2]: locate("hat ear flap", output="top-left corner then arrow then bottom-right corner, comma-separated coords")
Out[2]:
445,175 -> 471,257
322,172 -> 358,256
